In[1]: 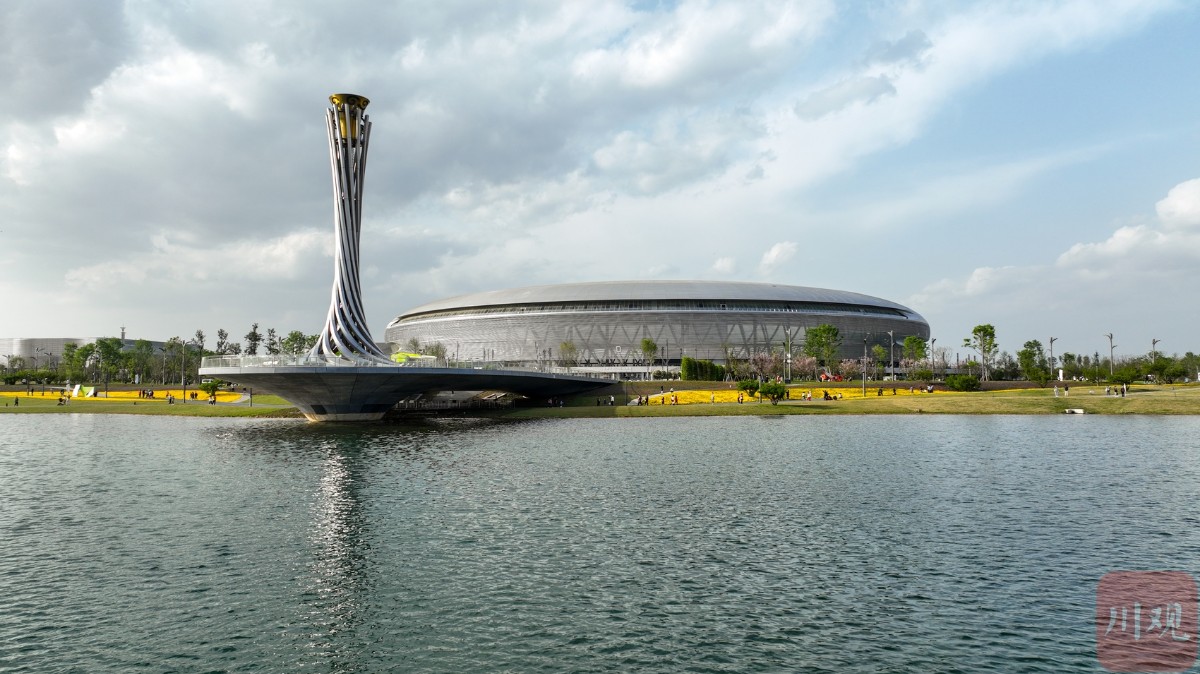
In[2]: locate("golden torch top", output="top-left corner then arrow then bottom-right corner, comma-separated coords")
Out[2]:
329,93 -> 370,141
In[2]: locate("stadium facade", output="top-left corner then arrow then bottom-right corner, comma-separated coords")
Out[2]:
384,280 -> 929,378
0,336 -> 168,369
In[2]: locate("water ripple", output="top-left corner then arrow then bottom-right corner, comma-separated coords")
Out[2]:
1,415 -> 1197,671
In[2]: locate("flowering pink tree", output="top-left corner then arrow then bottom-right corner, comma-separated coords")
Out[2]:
839,358 -> 862,379
791,355 -> 817,380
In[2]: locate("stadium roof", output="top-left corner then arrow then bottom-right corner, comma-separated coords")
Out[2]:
395,280 -> 922,319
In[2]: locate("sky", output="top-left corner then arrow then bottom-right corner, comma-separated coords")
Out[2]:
2,0 -> 1198,363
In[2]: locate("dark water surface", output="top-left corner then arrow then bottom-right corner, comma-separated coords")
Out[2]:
1,414 -> 1198,672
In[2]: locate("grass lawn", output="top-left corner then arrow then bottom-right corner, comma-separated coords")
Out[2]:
0,389 -> 301,418
3,383 -> 1196,420
496,383 -> 1200,418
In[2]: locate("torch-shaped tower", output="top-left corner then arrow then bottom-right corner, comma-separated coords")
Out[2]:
311,93 -> 392,364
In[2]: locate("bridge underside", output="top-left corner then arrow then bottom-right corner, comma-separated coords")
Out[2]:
198,366 -> 610,421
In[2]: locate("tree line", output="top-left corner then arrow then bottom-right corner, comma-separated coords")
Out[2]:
1,324 -> 320,386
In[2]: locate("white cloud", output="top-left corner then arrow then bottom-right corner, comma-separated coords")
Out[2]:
0,0 -> 1194,343
1156,178 -> 1200,230
911,177 -> 1200,352
794,76 -> 897,121
758,241 -> 797,274
64,229 -> 329,290
711,257 -> 736,274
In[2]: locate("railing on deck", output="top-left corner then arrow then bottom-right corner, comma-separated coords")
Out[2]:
199,354 -> 599,376
200,354 -> 429,369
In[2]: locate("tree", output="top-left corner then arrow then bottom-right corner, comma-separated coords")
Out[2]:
946,374 -> 981,391
130,340 -> 155,384
1017,340 -> 1051,386
1059,352 -> 1083,380
75,344 -> 96,381
426,342 -> 448,364
963,324 -> 998,381
993,351 -> 1019,381
640,338 -> 658,369
750,350 -> 782,379
193,329 -> 206,354
1182,352 -> 1200,380
737,379 -> 760,396
1147,355 -> 1187,384
902,336 -> 927,363
759,381 -> 787,404
162,337 -> 182,385
838,358 -> 861,379
60,344 -> 81,381
559,340 -> 580,368
215,329 -> 231,355
265,328 -> 281,355
910,366 -> 934,381
792,355 -> 818,381
722,343 -> 745,380
1110,364 -> 1139,386
95,337 -> 126,383
871,344 -> 887,379
803,324 -> 841,371
281,330 -> 311,356
244,323 -> 262,356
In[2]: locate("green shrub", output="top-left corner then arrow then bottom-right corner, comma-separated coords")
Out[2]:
737,379 -> 760,395
946,374 -> 981,391
910,368 -> 934,382
759,381 -> 786,404
681,356 -> 726,381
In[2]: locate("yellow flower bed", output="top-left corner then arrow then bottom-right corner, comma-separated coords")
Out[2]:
18,389 -> 244,403
646,385 -> 944,405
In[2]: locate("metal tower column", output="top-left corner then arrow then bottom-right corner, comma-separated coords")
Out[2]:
311,93 -> 392,364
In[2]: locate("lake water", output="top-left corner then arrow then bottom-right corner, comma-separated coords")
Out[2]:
1,414 -> 1198,672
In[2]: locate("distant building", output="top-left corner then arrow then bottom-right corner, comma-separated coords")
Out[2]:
384,280 -> 930,378
0,336 -> 167,369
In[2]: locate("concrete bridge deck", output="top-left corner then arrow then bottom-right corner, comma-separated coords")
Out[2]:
198,364 -> 610,421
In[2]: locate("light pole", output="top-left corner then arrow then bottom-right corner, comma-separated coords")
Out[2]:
1105,333 -> 1116,377
887,330 -> 894,381
785,327 -> 796,383
930,338 -> 937,377
181,339 -> 199,402
862,335 -> 868,398
1151,338 -> 1160,360
1049,336 -> 1057,382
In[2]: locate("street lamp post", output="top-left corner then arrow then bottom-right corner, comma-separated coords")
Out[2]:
1105,333 -> 1116,377
785,327 -> 795,383
181,339 -> 199,403
887,330 -> 894,381
930,338 -> 937,377
1049,336 -> 1057,382
862,336 -> 868,399
1151,338 -> 1160,360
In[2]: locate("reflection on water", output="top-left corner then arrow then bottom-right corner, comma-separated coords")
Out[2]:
306,441 -> 369,667
2,415 -> 1200,672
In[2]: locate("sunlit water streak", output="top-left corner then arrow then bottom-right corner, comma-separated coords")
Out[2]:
1,414 -> 1198,672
